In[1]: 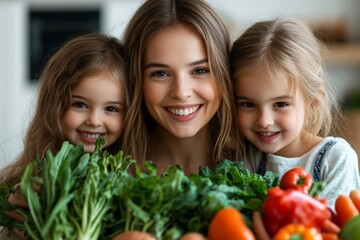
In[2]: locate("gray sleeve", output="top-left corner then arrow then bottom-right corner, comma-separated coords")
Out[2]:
319,138 -> 360,210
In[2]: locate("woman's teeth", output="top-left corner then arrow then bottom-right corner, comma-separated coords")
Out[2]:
167,106 -> 200,116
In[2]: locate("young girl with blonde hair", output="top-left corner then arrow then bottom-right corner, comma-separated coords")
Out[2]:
0,32 -> 129,239
230,17 -> 360,209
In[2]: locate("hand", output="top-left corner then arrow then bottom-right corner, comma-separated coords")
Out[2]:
4,186 -> 28,240
252,211 -> 271,240
112,231 -> 208,240
112,231 -> 156,240
179,232 -> 207,240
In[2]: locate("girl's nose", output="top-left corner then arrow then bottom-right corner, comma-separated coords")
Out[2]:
256,110 -> 274,128
86,111 -> 102,127
170,74 -> 192,99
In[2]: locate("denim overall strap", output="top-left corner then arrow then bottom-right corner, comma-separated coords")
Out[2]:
256,152 -> 268,176
313,140 -> 336,182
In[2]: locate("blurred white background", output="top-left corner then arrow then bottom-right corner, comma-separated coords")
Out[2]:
1,0 -> 360,169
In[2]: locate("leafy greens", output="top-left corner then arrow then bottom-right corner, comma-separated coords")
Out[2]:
0,139 -> 278,240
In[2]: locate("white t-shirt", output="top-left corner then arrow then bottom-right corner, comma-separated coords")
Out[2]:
244,136 -> 360,210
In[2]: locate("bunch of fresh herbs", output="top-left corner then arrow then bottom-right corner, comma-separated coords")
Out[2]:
0,139 -> 278,240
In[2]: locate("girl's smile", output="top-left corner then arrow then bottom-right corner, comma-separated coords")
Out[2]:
235,69 -> 307,157
77,131 -> 105,143
61,70 -> 124,152
256,131 -> 281,143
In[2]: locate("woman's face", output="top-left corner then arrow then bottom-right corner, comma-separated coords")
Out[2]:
143,24 -> 221,138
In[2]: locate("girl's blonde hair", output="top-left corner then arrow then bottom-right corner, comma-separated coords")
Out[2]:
122,0 -> 242,164
230,17 -> 341,137
1,33 -> 129,183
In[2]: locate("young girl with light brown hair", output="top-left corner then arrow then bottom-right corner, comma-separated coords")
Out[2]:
0,32 -> 129,239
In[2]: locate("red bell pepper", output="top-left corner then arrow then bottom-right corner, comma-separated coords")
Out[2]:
280,167 -> 313,194
263,187 -> 331,237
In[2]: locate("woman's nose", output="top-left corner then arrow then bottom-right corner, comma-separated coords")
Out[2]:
170,74 -> 192,99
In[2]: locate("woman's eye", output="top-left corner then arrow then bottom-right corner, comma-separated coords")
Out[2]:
151,71 -> 168,78
275,102 -> 289,108
193,68 -> 209,75
72,102 -> 87,109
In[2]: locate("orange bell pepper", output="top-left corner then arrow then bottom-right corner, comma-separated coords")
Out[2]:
273,224 -> 322,240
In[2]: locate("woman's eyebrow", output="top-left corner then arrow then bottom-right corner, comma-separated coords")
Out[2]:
144,58 -> 208,70
188,58 -> 208,67
144,62 -> 168,70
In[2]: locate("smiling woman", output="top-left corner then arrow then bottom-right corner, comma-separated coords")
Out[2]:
121,0 -> 242,175
143,24 -> 220,140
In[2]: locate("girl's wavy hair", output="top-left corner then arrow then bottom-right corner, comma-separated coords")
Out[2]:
122,0 -> 242,164
1,32 -> 129,183
230,17 -> 341,138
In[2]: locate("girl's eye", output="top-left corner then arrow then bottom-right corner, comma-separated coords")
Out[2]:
239,102 -> 255,108
106,106 -> 121,113
274,102 -> 289,108
193,68 -> 209,75
72,102 -> 87,109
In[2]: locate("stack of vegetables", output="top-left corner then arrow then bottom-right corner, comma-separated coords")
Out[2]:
207,168 -> 360,240
0,138 -> 278,240
261,168 -> 338,239
335,190 -> 360,240
1,138 -> 360,239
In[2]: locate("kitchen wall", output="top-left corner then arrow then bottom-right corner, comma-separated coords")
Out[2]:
1,0 -> 359,169
210,0 -> 360,41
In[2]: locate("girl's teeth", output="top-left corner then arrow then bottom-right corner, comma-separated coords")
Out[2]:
167,106 -> 199,116
260,132 -> 275,136
81,132 -> 100,139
